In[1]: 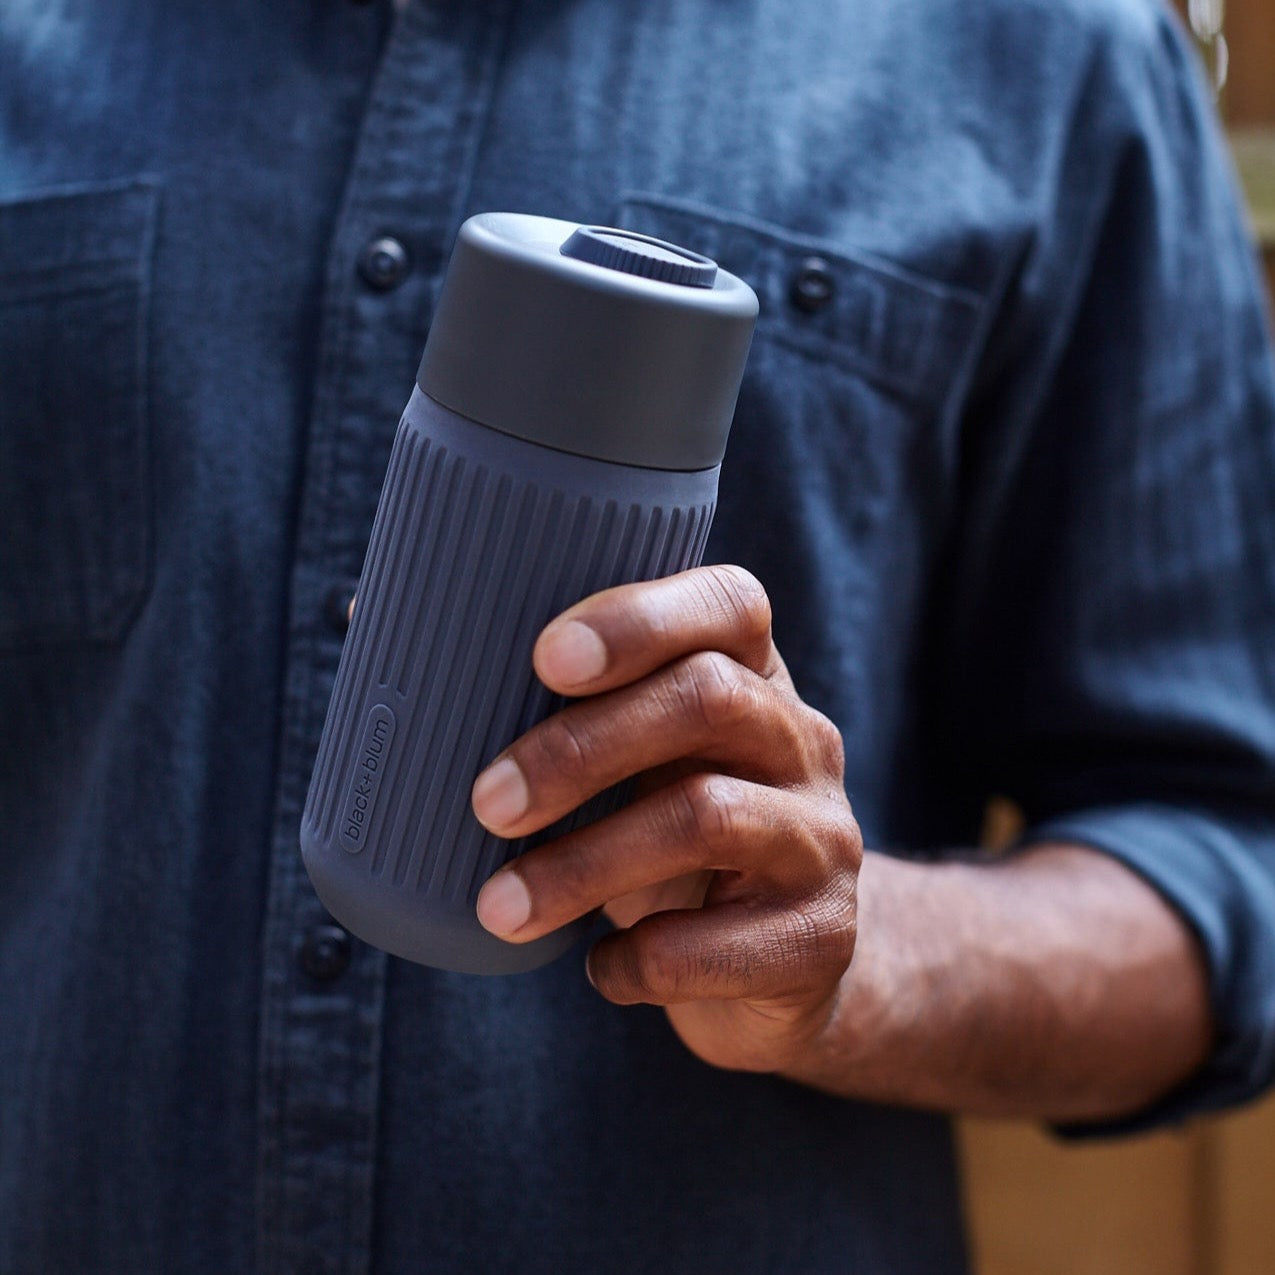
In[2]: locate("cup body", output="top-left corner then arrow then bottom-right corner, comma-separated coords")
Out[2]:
301,386 -> 720,973
301,211 -> 757,974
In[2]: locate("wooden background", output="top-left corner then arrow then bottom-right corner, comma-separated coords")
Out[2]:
961,11 -> 1275,1264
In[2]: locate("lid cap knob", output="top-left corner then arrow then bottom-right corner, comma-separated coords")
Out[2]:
560,226 -> 718,288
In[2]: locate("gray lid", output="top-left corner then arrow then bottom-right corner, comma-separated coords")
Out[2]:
417,213 -> 758,470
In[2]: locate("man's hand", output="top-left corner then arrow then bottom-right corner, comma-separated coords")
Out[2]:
469,564 -> 1213,1121
471,564 -> 861,1075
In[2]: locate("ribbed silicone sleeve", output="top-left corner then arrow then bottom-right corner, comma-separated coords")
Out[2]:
301,387 -> 719,974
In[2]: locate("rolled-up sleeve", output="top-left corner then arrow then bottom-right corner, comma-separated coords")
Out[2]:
937,6 -> 1275,1128
1034,805 -> 1275,1127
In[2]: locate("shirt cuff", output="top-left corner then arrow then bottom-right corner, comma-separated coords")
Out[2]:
1020,802 -> 1275,1137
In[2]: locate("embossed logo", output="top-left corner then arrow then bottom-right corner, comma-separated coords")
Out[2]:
341,704 -> 396,854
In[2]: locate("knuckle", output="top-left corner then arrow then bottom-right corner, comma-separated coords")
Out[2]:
529,710 -> 592,780
807,810 -> 862,881
606,944 -> 649,1001
707,564 -> 773,642
625,930 -> 684,1001
831,812 -> 864,870
675,650 -> 751,732
671,772 -> 741,853
791,889 -> 857,973
630,944 -> 672,1000
804,706 -> 846,777
779,908 -> 826,971
532,839 -> 593,906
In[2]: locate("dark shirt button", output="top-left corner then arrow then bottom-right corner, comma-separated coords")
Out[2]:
324,583 -> 355,635
299,924 -> 353,981
358,236 -> 411,291
789,256 -> 836,313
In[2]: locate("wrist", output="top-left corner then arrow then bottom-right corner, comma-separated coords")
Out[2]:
777,851 -> 926,1093
777,844 -> 1214,1121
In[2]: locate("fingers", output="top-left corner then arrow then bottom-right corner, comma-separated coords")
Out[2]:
471,651 -> 845,839
475,773 -> 860,942
585,888 -> 857,1006
469,561 -> 862,1029
533,564 -> 790,695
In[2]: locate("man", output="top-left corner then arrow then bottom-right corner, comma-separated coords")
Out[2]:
2,0 -> 1272,1271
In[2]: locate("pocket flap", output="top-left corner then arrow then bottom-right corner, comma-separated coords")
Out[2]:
616,194 -> 983,408
0,177 -> 160,301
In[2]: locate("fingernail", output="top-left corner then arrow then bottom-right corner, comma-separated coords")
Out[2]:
476,869 -> 532,937
584,950 -> 598,989
540,620 -> 607,688
471,757 -> 529,830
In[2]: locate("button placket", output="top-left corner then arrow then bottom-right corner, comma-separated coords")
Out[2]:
299,924 -> 354,981
357,235 -> 411,290
255,4 -> 517,1274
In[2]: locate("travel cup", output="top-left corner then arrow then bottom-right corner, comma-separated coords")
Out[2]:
301,212 -> 757,973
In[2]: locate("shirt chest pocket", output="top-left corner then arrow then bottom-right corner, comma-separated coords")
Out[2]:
614,193 -> 983,520
612,195 -> 986,732
0,178 -> 159,651
615,198 -> 982,554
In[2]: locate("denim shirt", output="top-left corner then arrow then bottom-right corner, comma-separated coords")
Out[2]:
3,1 -> 1275,1272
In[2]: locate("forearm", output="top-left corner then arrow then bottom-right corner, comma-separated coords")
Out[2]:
470,569 -> 1218,1118
782,844 -> 1214,1123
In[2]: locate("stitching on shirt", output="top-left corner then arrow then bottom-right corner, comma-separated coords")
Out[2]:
0,273 -> 138,306
619,189 -> 986,310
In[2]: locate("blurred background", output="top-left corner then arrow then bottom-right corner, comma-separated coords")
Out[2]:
960,13 -> 1275,1270
1208,0 -> 1275,301
962,808 -> 1275,1275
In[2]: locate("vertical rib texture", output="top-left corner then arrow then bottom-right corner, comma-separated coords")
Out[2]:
303,405 -> 716,908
